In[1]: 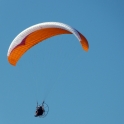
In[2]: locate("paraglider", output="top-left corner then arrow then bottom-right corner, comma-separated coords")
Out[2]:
35,101 -> 49,117
7,22 -> 89,66
7,22 -> 89,118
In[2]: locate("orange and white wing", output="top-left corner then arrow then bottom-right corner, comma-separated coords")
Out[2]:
7,22 -> 89,66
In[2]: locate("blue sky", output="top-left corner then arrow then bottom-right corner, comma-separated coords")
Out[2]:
1,0 -> 124,124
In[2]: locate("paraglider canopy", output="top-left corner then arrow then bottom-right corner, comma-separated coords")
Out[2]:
7,22 -> 89,66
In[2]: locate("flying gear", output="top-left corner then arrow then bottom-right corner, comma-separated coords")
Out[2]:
35,101 -> 49,118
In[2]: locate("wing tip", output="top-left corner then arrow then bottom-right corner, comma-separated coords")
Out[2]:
7,56 -> 17,66
80,39 -> 89,52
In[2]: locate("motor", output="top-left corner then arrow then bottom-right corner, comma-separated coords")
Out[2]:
34,101 -> 49,118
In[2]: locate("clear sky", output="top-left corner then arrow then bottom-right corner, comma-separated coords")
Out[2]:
1,0 -> 124,124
